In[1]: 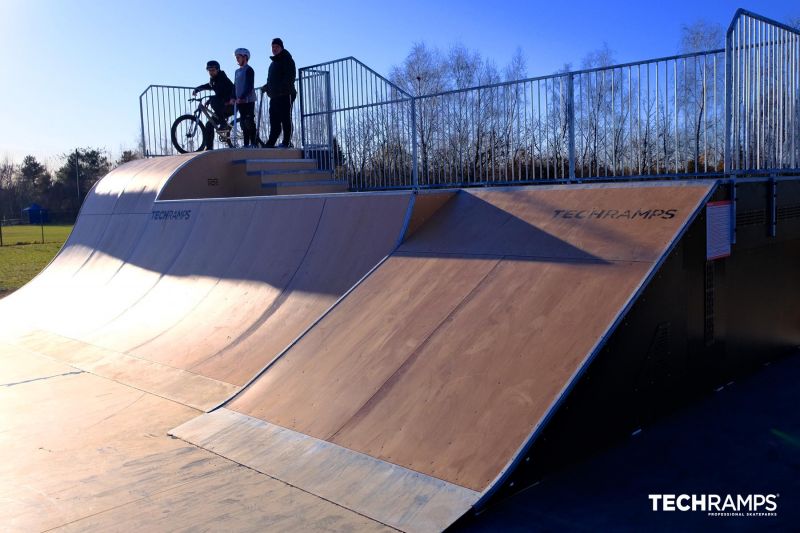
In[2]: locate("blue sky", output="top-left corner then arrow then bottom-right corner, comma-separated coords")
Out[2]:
1,0 -> 798,168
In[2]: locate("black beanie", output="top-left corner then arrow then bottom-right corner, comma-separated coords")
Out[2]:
272,38 -> 284,48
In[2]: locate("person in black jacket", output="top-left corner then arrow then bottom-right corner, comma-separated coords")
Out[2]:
193,60 -> 234,128
261,38 -> 297,148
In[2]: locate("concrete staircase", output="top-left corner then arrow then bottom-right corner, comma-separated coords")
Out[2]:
232,149 -> 347,196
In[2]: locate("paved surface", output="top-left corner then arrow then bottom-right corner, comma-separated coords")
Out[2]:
453,353 -> 800,532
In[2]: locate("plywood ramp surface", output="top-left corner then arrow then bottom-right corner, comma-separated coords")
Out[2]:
186,193 -> 413,385
223,183 -> 713,503
0,342 -> 390,532
0,153 -> 413,406
172,408 -> 479,533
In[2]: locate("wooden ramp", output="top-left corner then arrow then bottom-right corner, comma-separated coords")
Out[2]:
172,181 -> 716,531
0,151 -> 411,410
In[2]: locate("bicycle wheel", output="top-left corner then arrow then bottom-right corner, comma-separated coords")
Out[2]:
171,115 -> 208,153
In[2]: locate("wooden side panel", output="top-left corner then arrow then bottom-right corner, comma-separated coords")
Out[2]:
157,149 -> 274,200
172,408 -> 479,533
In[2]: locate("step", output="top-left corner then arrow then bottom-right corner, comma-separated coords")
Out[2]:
258,170 -> 334,184
261,180 -> 349,196
244,158 -> 318,173
230,147 -> 303,161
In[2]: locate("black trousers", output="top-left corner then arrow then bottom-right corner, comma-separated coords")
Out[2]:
209,96 -> 232,122
266,94 -> 293,147
237,102 -> 257,147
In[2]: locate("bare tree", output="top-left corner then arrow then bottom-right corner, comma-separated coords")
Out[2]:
680,21 -> 724,172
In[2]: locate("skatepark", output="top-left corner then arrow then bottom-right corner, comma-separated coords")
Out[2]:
2,8 -> 800,532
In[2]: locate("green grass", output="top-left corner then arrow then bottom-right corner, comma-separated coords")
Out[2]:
0,224 -> 73,246
0,225 -> 73,295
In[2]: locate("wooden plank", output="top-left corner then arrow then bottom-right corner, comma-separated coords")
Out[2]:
0,357 -> 385,532
11,330 -> 237,410
192,193 -> 412,385
172,408 -> 478,533
54,462 -> 392,533
129,197 -> 325,377
0,341 -> 77,386
330,258 -> 652,490
227,255 -> 499,437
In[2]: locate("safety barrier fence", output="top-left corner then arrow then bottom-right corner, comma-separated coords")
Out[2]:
139,86 -> 300,156
727,10 -> 800,173
141,9 -> 799,189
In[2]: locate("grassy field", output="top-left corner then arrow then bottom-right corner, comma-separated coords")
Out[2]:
0,225 -> 73,296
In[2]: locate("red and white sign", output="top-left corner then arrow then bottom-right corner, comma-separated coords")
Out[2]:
706,201 -> 732,260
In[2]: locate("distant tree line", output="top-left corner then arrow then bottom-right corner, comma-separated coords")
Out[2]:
0,149 -> 141,223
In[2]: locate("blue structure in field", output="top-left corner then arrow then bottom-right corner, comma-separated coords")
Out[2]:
22,204 -> 49,224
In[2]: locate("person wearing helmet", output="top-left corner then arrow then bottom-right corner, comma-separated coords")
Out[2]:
193,60 -> 234,142
261,38 -> 297,148
230,48 -> 258,147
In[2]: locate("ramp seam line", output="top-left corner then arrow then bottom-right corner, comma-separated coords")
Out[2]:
210,193 -> 416,411
1,370 -> 84,387
126,201 -> 263,354
187,199 -> 327,369
168,432 -> 402,532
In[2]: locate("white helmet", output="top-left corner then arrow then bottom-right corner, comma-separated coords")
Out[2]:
234,48 -> 250,59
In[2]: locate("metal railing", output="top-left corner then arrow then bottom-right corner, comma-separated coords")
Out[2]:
297,50 -> 728,189
139,85 -> 301,156
139,10 -> 799,187
726,9 -> 800,173
298,58 -> 415,186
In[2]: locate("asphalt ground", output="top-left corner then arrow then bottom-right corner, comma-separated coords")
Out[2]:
453,352 -> 800,532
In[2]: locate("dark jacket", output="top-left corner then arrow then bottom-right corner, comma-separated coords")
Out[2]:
195,71 -> 234,101
264,49 -> 297,98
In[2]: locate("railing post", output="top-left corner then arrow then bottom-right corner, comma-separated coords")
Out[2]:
724,17 -> 734,174
567,73 -> 576,182
325,71 -> 334,175
411,97 -> 419,190
298,69 -> 306,152
139,91 -> 147,157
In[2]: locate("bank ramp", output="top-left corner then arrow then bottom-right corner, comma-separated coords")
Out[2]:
172,181 -> 715,532
0,151 -> 410,410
